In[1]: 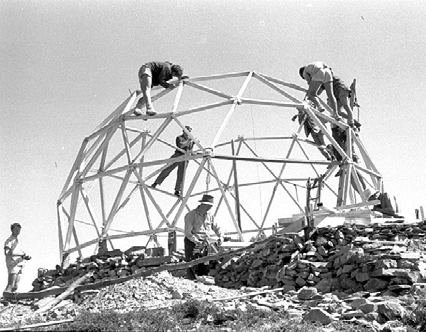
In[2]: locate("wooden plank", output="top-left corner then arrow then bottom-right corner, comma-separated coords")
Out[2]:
254,73 -> 307,92
213,153 -> 331,165
241,98 -> 301,108
137,256 -> 176,267
173,100 -> 233,117
212,287 -> 285,302
254,72 -> 302,103
220,242 -> 253,248
336,200 -> 380,211
211,72 -> 253,148
184,81 -> 233,99
183,71 -> 251,83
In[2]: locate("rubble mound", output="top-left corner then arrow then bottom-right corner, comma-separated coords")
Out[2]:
32,247 -> 183,291
215,221 -> 426,294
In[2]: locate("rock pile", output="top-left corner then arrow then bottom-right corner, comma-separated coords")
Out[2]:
31,246 -> 182,291
214,221 -> 426,295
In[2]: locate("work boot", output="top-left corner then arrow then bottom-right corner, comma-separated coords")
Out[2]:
146,106 -> 157,116
133,108 -> 143,116
354,119 -> 361,128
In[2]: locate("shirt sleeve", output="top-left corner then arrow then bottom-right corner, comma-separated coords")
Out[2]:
184,212 -> 198,243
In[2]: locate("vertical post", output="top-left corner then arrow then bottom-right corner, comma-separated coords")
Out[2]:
231,140 -> 242,231
304,179 -> 313,241
168,230 -> 177,255
56,202 -> 64,262
420,206 -> 425,220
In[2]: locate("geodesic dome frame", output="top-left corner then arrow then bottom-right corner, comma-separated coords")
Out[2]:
57,70 -> 382,263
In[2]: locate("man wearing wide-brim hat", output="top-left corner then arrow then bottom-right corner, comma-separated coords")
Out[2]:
184,194 -> 223,280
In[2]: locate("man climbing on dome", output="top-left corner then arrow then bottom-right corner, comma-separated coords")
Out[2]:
299,62 -> 340,120
134,61 -> 184,116
151,126 -> 194,197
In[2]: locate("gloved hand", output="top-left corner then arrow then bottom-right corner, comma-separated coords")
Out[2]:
217,238 -> 223,246
22,254 -> 31,260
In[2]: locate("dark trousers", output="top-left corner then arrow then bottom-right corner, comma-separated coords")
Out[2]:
155,152 -> 187,191
184,237 -> 209,280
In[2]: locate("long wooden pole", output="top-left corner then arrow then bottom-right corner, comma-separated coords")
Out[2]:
231,140 -> 241,230
212,140 -> 243,222
101,169 -> 132,237
131,116 -> 173,163
63,183 -> 81,254
254,73 -> 307,92
209,161 -> 243,240
170,159 -> 207,228
211,71 -> 253,148
254,72 -> 302,103
184,81 -> 233,99
58,138 -> 89,201
56,203 -> 64,262
80,187 -> 102,238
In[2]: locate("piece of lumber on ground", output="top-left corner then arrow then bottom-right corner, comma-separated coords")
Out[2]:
35,272 -> 92,314
0,319 -> 74,332
336,200 -> 380,211
137,256 -> 175,267
212,287 -> 285,302
220,242 -> 253,249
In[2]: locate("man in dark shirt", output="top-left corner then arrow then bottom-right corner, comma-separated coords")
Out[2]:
151,126 -> 194,197
134,61 -> 183,116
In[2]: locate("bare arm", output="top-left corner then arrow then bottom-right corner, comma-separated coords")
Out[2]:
211,217 -> 223,241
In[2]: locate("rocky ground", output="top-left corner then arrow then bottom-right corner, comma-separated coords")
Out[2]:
0,270 -> 423,331
2,220 -> 426,331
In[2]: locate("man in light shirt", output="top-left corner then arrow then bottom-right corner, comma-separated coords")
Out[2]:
184,194 -> 223,280
4,223 -> 31,293
299,61 -> 340,120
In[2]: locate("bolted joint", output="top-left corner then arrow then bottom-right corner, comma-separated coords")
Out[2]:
231,96 -> 242,105
204,148 -> 213,155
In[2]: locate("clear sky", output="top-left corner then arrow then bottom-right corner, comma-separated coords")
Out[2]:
1,0 -> 426,291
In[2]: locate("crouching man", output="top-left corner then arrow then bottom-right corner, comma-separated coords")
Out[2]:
184,194 -> 223,280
